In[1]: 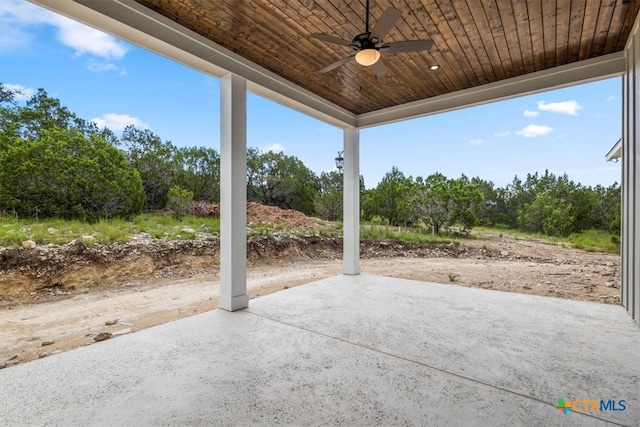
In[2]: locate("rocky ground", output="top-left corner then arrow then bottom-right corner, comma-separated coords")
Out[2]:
0,209 -> 620,368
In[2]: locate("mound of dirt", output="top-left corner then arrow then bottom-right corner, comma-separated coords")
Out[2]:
188,201 -> 220,217
187,201 -> 318,229
247,202 -> 318,228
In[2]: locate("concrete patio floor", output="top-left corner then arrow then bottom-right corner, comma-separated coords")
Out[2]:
1,274 -> 638,426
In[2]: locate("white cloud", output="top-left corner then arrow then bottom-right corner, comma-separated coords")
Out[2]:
91,113 -> 149,132
56,18 -> 127,60
86,60 -> 119,72
606,95 -> 618,102
469,138 -> 483,145
0,1 -> 40,50
1,0 -> 127,61
262,143 -> 285,153
516,124 -> 553,138
0,20 -> 33,50
493,131 -> 510,137
523,110 -> 539,118
3,83 -> 35,101
537,100 -> 583,116
0,0 -> 51,27
86,59 -> 126,75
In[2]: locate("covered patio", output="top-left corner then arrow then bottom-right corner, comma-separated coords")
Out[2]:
25,0 -> 640,323
2,275 -> 639,425
2,1 -> 639,425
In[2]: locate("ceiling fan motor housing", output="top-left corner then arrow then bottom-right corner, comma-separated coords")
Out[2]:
352,32 -> 377,51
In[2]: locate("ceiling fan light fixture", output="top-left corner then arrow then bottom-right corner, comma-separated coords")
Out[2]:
311,5 -> 434,74
355,49 -> 381,66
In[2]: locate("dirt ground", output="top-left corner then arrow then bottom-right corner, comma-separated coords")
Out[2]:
0,228 -> 620,368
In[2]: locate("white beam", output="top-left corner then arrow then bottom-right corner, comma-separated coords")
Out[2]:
219,74 -> 248,311
357,53 -> 625,128
28,0 -> 356,129
343,128 -> 360,275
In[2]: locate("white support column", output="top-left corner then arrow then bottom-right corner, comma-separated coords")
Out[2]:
635,36 -> 640,325
621,14 -> 640,324
343,127 -> 360,275
219,73 -> 248,311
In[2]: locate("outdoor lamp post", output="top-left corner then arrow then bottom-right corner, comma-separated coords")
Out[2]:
335,150 -> 344,172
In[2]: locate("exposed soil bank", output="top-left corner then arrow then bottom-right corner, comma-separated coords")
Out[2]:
0,233 -> 620,367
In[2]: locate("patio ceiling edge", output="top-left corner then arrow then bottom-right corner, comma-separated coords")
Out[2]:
27,0 -> 626,132
357,52 -> 625,129
28,0 -> 357,129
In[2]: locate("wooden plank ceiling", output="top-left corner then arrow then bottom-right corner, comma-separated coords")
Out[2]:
135,0 -> 639,115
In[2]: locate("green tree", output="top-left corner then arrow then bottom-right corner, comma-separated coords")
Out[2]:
579,183 -> 620,232
471,177 -> 508,226
246,148 -> 319,215
0,86 -> 144,220
517,191 -> 574,236
503,170 -> 618,236
120,126 -> 180,211
314,171 -> 343,221
0,127 -> 144,220
449,175 -> 483,234
167,185 -> 194,220
407,173 -> 451,233
313,171 -> 366,221
367,166 -> 413,226
174,146 -> 220,202
7,88 -> 116,144
0,84 -> 16,103
602,183 -> 622,239
610,198 -> 621,248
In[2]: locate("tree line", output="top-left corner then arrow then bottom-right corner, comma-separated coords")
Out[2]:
361,167 -> 620,239
0,86 -> 620,238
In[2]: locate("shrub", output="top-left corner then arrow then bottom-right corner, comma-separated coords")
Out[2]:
0,127 -> 144,221
166,185 -> 194,220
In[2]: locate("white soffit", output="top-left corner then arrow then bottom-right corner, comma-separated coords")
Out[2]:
606,138 -> 623,162
29,0 -> 626,131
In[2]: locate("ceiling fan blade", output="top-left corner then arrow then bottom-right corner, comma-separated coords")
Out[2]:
370,7 -> 402,41
382,40 -> 434,53
318,55 -> 354,73
310,33 -> 353,46
370,59 -> 388,77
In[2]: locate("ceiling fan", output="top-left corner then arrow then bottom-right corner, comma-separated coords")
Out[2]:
310,0 -> 434,77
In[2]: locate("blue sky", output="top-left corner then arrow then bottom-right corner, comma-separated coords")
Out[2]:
1,0 -> 622,189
